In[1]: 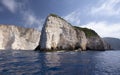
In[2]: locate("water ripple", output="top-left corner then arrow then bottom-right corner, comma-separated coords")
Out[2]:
0,50 -> 120,75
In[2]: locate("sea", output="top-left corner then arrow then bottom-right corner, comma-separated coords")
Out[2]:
0,50 -> 120,75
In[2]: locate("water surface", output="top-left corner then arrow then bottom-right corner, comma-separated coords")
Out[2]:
0,50 -> 120,75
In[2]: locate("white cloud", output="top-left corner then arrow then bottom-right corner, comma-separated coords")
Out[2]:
64,10 -> 81,25
91,0 -> 120,16
22,11 -> 44,31
1,0 -> 18,13
81,22 -> 120,38
1,0 -> 43,31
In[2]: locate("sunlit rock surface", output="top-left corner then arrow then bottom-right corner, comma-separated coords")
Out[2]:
38,14 -> 87,51
0,25 -> 40,50
36,14 -> 111,51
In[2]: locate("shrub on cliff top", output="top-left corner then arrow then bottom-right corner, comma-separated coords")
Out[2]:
74,26 -> 98,37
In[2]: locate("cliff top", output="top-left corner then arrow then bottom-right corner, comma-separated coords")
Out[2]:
48,14 -> 61,18
74,26 -> 98,37
0,24 -> 38,31
47,14 -> 99,38
47,13 -> 72,25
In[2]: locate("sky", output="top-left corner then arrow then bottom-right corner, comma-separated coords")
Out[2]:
0,0 -> 120,38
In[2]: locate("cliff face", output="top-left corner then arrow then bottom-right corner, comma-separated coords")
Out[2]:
36,14 -> 111,51
0,25 -> 40,50
86,36 -> 111,50
39,14 -> 87,51
74,27 -> 111,50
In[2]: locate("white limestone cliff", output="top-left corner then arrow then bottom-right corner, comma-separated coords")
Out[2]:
36,14 -> 111,51
39,14 -> 87,51
0,25 -> 40,50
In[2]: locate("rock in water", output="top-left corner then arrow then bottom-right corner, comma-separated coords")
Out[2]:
0,25 -> 40,50
39,14 -> 87,51
36,14 -> 111,51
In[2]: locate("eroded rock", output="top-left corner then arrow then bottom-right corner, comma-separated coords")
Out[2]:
38,14 -> 87,51
36,14 -> 111,51
0,25 -> 40,50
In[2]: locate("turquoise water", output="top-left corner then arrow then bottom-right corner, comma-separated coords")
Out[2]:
0,50 -> 120,75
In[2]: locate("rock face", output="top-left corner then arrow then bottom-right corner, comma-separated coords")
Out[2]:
76,27 -> 111,50
36,14 -> 111,51
103,37 -> 120,50
86,36 -> 111,50
38,14 -> 87,51
0,25 -> 40,50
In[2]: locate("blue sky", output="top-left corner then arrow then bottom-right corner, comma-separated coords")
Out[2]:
0,0 -> 120,38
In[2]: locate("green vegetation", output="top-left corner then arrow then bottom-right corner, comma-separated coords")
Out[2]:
49,14 -> 59,18
74,26 -> 98,37
49,13 -> 64,20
